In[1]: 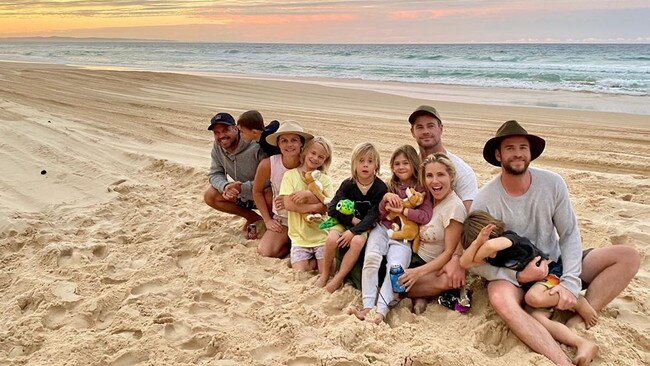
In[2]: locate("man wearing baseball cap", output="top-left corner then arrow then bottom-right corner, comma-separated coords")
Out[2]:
406,105 -> 479,300
204,112 -> 269,237
471,120 -> 639,365
409,105 -> 478,211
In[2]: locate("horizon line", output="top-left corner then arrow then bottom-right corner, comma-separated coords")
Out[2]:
1,36 -> 649,45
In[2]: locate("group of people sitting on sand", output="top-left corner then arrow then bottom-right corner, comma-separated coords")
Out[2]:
202,106 -> 640,366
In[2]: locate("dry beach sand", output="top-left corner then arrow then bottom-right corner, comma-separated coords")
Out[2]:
0,62 -> 648,365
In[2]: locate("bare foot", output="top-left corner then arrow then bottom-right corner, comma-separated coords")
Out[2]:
347,306 -> 370,320
574,297 -> 598,329
315,276 -> 328,288
372,313 -> 385,325
412,298 -> 427,315
573,338 -> 599,366
324,278 -> 343,293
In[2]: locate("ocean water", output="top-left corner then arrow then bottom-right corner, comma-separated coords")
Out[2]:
1,41 -> 649,104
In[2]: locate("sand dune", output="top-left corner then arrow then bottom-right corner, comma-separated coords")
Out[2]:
0,62 -> 648,365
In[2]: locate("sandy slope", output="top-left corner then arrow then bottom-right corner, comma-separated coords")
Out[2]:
0,62 -> 648,366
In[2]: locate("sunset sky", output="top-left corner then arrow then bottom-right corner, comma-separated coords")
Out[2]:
1,0 -> 649,43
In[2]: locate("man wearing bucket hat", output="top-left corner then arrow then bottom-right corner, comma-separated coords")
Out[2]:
471,120 -> 640,365
204,112 -> 269,236
253,120 -> 314,258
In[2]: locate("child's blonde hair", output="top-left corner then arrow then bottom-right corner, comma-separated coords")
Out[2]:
387,145 -> 420,193
419,153 -> 457,191
350,142 -> 380,181
301,136 -> 333,173
461,210 -> 505,249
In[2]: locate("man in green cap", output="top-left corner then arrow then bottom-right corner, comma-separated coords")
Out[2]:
408,105 -> 478,211
406,105 -> 478,298
471,120 -> 640,365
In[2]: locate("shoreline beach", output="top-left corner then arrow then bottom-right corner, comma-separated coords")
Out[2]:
70,63 -> 650,116
0,61 -> 648,365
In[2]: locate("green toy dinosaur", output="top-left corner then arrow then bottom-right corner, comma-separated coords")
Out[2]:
319,199 -> 355,230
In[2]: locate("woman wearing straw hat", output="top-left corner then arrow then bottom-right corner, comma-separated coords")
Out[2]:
253,121 -> 313,257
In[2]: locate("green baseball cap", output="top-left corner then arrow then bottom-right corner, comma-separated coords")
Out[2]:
408,105 -> 442,124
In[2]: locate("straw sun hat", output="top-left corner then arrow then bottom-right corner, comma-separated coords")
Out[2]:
265,120 -> 314,146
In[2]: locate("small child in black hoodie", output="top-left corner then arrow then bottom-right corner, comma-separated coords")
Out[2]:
236,110 -> 280,156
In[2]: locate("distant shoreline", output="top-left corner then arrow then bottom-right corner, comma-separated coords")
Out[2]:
1,37 -> 648,45
0,36 -> 175,43
2,59 -> 648,116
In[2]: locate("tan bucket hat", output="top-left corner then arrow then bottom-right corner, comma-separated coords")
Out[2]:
265,120 -> 314,146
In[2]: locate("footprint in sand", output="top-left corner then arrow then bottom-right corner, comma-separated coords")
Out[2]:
179,333 -> 213,351
51,280 -> 82,302
250,344 -> 286,362
108,351 -> 149,366
193,291 -> 227,306
2,239 -> 25,253
42,242 -> 108,268
470,319 -> 516,356
160,318 -> 227,356
163,321 -> 193,342
188,302 -> 218,315
610,233 -> 631,245
103,257 -> 147,284
7,341 -> 43,358
111,329 -> 143,340
286,357 -> 320,366
87,289 -> 126,330
129,280 -> 179,299
42,305 -> 67,330
17,292 -> 45,314
174,250 -> 198,270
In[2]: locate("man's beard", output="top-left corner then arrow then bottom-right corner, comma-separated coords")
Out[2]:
502,159 -> 529,175
418,136 -> 440,150
220,133 -> 240,150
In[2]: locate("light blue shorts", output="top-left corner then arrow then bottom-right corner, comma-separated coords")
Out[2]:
290,245 -> 325,264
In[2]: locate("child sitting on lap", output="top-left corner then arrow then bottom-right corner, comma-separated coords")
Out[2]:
460,211 -> 599,365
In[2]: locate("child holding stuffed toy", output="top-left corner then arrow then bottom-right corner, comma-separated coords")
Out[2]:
349,145 -> 432,323
280,136 -> 334,272
317,142 -> 388,293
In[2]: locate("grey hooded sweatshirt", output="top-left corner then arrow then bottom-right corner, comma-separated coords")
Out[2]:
208,135 -> 266,202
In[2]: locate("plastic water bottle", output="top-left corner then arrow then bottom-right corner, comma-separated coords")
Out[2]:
389,264 -> 407,294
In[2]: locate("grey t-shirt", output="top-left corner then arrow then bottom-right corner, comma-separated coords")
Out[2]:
471,167 -> 583,296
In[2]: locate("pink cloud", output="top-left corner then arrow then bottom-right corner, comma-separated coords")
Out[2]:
389,11 -> 422,20
390,5 -> 527,21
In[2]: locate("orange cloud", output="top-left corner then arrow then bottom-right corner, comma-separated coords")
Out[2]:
196,13 -> 357,25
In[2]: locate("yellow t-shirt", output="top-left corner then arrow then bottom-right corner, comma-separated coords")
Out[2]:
279,168 -> 333,248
